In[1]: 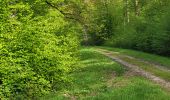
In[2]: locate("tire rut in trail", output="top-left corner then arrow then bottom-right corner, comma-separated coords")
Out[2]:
95,49 -> 170,90
120,53 -> 170,73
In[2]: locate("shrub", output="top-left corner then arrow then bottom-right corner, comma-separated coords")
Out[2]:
0,1 -> 79,99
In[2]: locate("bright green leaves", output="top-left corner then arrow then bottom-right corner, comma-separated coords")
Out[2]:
9,2 -> 33,21
0,0 -> 80,99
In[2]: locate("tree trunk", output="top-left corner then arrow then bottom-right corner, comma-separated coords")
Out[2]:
124,0 -> 130,25
135,0 -> 140,16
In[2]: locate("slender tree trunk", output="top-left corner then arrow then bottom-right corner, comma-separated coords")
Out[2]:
135,0 -> 140,16
124,0 -> 130,25
127,0 -> 130,23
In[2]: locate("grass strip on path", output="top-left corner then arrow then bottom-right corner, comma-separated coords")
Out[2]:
96,46 -> 170,69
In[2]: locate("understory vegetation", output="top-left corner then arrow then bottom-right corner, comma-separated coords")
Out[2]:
81,0 -> 170,56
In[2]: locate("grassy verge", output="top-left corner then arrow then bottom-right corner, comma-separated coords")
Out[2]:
42,48 -> 170,100
96,46 -> 170,68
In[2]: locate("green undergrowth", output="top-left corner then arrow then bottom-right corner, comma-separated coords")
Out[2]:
42,48 -> 170,100
97,46 -> 170,68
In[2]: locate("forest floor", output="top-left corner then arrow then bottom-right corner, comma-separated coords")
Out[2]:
43,47 -> 170,100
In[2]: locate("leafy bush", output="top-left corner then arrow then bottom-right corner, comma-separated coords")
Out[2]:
105,24 -> 137,49
151,7 -> 170,55
0,1 -> 79,99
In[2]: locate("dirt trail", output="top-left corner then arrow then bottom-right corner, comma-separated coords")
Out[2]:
121,53 -> 170,72
95,48 -> 170,90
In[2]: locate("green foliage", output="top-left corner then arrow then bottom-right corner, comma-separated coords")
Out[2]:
105,25 -> 137,49
79,0 -> 170,56
151,7 -> 170,55
101,0 -> 170,56
80,0 -> 117,45
0,0 -> 79,99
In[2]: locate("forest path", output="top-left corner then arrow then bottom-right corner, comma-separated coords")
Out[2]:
95,48 -> 170,90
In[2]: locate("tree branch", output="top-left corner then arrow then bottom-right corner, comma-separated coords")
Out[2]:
45,0 -> 65,15
45,0 -> 82,23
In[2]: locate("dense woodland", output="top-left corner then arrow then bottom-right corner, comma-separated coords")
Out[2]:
0,0 -> 170,99
82,0 -> 170,56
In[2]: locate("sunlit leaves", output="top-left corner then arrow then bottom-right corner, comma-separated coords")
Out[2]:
0,0 -> 79,99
